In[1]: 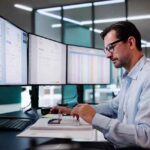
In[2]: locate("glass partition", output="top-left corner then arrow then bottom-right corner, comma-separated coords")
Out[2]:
63,3 -> 92,47
35,0 -> 150,104
94,0 -> 126,49
35,7 -> 61,42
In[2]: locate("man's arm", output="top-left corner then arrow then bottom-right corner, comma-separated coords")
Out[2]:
92,80 -> 150,148
93,95 -> 119,118
71,81 -> 150,148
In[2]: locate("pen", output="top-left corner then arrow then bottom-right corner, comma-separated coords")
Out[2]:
73,114 -> 80,126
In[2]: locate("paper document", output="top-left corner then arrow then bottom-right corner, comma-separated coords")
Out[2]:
30,116 -> 92,130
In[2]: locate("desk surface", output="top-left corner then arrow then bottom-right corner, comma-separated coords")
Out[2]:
0,130 -> 51,150
0,111 -> 147,150
0,111 -> 50,150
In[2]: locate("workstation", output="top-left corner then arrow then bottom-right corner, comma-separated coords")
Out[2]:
0,0 -> 150,149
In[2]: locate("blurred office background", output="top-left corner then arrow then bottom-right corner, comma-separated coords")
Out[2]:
0,0 -> 150,113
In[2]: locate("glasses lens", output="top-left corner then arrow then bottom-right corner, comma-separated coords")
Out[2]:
104,39 -> 122,54
104,45 -> 114,53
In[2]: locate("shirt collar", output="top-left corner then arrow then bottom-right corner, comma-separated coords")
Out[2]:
123,55 -> 147,80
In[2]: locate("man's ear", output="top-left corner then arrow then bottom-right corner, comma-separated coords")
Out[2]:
128,36 -> 136,50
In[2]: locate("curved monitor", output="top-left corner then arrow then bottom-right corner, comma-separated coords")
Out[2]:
67,45 -> 110,84
29,34 -> 66,84
0,17 -> 27,85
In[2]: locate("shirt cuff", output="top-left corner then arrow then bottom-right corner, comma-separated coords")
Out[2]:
92,113 -> 111,131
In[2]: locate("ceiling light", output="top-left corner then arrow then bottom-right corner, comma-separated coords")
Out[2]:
128,15 -> 150,20
51,24 -> 62,28
89,28 -> 103,34
94,17 -> 126,24
81,20 -> 93,25
141,40 -> 150,47
38,7 -> 61,12
141,40 -> 148,44
14,4 -> 33,12
37,11 -> 61,20
142,44 -> 150,48
94,0 -> 125,6
63,3 -> 92,10
63,17 -> 81,25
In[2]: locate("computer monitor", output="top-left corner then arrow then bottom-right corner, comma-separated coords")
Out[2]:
0,17 -> 28,85
38,85 -> 62,108
67,45 -> 110,84
29,34 -> 66,85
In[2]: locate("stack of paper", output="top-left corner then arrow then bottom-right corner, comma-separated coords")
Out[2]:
30,116 -> 93,130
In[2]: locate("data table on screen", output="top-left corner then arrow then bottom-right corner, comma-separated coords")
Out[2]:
67,45 -> 110,84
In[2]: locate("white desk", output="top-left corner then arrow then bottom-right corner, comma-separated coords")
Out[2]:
18,115 -> 106,142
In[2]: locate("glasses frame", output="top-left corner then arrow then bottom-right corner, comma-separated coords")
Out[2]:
104,39 -> 123,54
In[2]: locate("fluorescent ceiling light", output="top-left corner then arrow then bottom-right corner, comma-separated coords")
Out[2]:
37,11 -> 62,20
37,7 -> 61,12
51,24 -> 62,28
94,0 -> 125,6
81,20 -> 93,25
128,15 -> 150,20
38,10 -> 80,25
93,15 -> 150,25
89,27 -> 103,34
141,40 -> 148,44
14,4 -> 33,12
142,44 -> 150,48
94,17 -> 126,24
141,39 -> 150,47
63,3 -> 92,10
63,17 -> 81,25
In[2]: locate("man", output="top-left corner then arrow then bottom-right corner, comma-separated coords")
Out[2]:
51,21 -> 150,149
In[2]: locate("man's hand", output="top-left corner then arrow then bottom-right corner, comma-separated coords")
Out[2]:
71,104 -> 96,124
50,106 -> 72,115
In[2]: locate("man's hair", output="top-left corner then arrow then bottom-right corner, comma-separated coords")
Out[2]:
100,21 -> 142,51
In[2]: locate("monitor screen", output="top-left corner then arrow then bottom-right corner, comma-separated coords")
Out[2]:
67,45 -> 110,84
0,17 -> 27,85
38,86 -> 62,108
29,34 -> 66,84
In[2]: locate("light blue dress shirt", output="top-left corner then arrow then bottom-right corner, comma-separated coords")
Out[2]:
92,56 -> 150,148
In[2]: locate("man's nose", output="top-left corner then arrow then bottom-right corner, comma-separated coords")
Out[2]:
106,51 -> 113,59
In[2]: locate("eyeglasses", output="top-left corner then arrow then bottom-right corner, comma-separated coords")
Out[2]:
104,39 -> 123,54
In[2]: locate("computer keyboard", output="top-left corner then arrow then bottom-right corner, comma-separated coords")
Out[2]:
0,118 -> 33,131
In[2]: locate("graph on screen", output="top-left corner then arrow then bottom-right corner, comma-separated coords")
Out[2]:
0,17 -> 27,85
67,45 -> 110,84
29,34 -> 66,84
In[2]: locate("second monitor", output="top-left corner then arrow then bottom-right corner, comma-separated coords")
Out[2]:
29,34 -> 66,84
